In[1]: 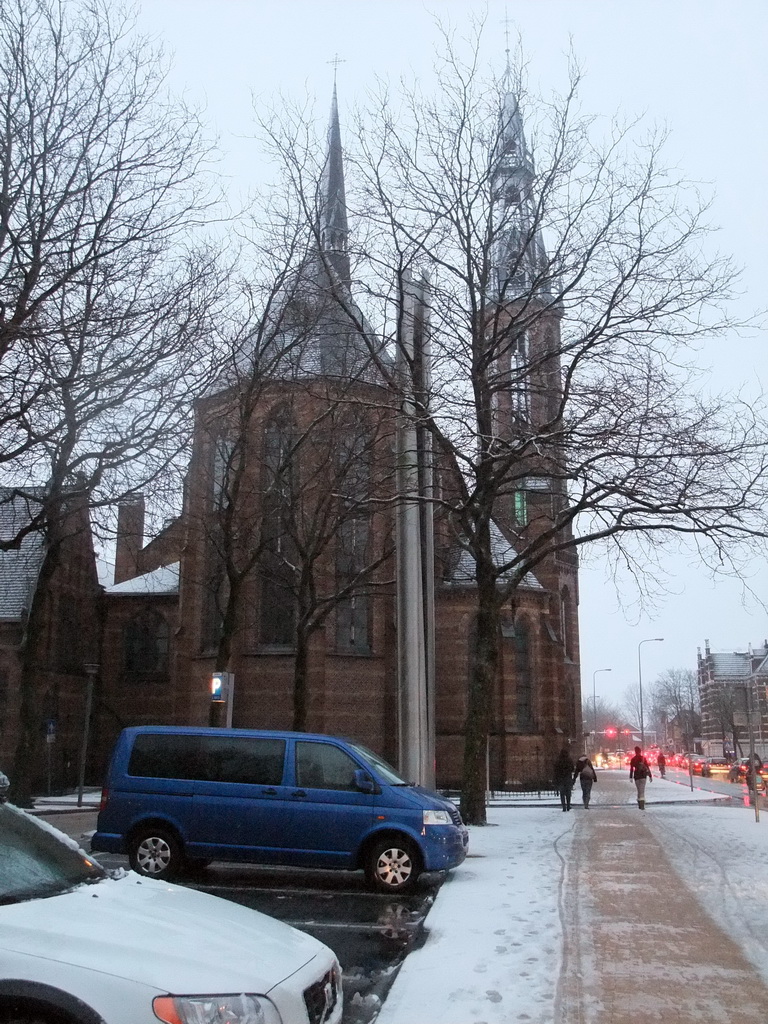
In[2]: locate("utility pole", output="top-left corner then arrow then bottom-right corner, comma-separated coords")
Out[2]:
396,270 -> 434,788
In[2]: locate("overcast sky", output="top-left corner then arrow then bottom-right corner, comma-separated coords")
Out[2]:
134,0 -> 768,710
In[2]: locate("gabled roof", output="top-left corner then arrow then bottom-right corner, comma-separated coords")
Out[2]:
0,489 -> 45,621
106,562 -> 180,596
706,647 -> 768,680
443,520 -> 543,590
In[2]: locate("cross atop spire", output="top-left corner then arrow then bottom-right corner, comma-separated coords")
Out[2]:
328,53 -> 346,84
502,8 -> 513,83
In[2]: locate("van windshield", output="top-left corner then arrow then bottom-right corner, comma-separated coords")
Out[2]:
348,743 -> 411,785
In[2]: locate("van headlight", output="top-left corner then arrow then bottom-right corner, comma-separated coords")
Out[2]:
423,809 -> 452,825
153,994 -> 276,1024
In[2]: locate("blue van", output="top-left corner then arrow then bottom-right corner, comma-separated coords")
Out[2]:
92,726 -> 468,892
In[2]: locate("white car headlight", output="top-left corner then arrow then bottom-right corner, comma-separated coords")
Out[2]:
153,994 -> 277,1024
423,809 -> 452,825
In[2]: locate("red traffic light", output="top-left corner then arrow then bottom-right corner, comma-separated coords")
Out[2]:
605,727 -> 617,737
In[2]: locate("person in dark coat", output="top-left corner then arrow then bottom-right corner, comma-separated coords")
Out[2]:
553,748 -> 575,812
629,745 -> 653,809
573,754 -> 598,808
656,751 -> 666,778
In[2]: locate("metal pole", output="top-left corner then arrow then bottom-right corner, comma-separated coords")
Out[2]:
637,638 -> 663,751
592,669 -> 611,756
747,684 -> 760,822
226,673 -> 234,729
395,271 -> 429,786
77,664 -> 98,808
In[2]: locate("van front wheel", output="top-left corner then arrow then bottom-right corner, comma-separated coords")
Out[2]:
366,837 -> 420,893
129,826 -> 184,880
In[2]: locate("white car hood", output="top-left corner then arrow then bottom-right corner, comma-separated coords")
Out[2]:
0,872 -> 323,994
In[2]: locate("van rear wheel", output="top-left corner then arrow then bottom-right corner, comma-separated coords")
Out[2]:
128,826 -> 184,880
366,837 -> 420,893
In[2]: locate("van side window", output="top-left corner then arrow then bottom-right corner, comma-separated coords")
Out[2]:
205,737 -> 286,786
296,742 -> 360,791
127,734 -> 285,785
128,734 -> 205,780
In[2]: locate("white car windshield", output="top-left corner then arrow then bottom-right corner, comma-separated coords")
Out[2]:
0,804 -> 105,905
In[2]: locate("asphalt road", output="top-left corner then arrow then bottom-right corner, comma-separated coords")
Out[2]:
39,809 -> 440,1024
664,765 -> 755,802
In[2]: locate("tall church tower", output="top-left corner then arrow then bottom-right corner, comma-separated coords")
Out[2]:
488,75 -> 582,745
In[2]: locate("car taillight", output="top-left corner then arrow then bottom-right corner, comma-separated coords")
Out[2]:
99,787 -> 109,812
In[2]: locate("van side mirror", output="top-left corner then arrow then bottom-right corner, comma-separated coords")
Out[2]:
354,769 -> 376,794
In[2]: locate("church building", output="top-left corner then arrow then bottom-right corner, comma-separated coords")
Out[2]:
1,81 -> 582,793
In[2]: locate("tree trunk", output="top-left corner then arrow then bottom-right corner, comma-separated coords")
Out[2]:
460,571 -> 501,825
292,622 -> 311,732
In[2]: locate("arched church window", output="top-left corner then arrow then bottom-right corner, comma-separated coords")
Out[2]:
124,610 -> 169,675
560,586 -> 571,660
260,405 -> 297,647
335,413 -> 372,654
212,436 -> 235,510
515,617 -> 535,730
511,332 -> 529,417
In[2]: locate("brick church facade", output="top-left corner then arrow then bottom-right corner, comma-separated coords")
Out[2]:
1,84 -> 582,794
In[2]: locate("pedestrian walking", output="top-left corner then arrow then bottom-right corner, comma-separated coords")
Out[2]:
553,747 -> 575,812
629,745 -> 652,809
657,752 -> 666,778
573,754 -> 597,808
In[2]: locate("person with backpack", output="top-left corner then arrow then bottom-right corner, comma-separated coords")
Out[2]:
573,754 -> 598,809
629,745 -> 653,809
553,747 -> 576,812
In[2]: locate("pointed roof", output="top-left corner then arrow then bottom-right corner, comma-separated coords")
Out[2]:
492,83 -> 550,301
443,519 -> 543,590
318,84 -> 350,286
106,562 -> 180,596
0,489 -> 45,621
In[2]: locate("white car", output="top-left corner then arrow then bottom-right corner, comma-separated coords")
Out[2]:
0,800 -> 342,1024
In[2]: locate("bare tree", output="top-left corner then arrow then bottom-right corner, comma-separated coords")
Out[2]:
198,366 -> 397,731
651,668 -> 700,752
336,31 -> 768,823
261,22 -> 768,822
1,0 -> 226,802
581,695 -> 623,743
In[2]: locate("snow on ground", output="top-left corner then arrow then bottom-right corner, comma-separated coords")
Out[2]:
376,806 -> 575,1024
376,775 -> 768,1024
642,801 -> 768,983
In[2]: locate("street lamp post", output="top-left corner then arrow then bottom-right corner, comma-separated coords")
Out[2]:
78,663 -> 99,808
638,638 -> 664,750
592,668 -> 612,753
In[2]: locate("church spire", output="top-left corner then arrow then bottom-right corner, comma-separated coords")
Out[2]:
491,82 -> 549,300
318,83 -> 351,286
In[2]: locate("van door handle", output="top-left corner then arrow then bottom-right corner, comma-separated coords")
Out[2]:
291,789 -> 307,798
261,788 -> 277,795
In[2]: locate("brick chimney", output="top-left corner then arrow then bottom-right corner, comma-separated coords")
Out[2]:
114,495 -> 145,584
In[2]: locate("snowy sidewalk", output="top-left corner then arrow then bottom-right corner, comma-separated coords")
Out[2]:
377,770 -> 768,1024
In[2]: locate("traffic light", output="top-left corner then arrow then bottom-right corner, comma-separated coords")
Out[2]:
605,726 -> 617,738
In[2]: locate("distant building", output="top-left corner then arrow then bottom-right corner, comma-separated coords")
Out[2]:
0,487 -> 102,790
697,639 -> 768,758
